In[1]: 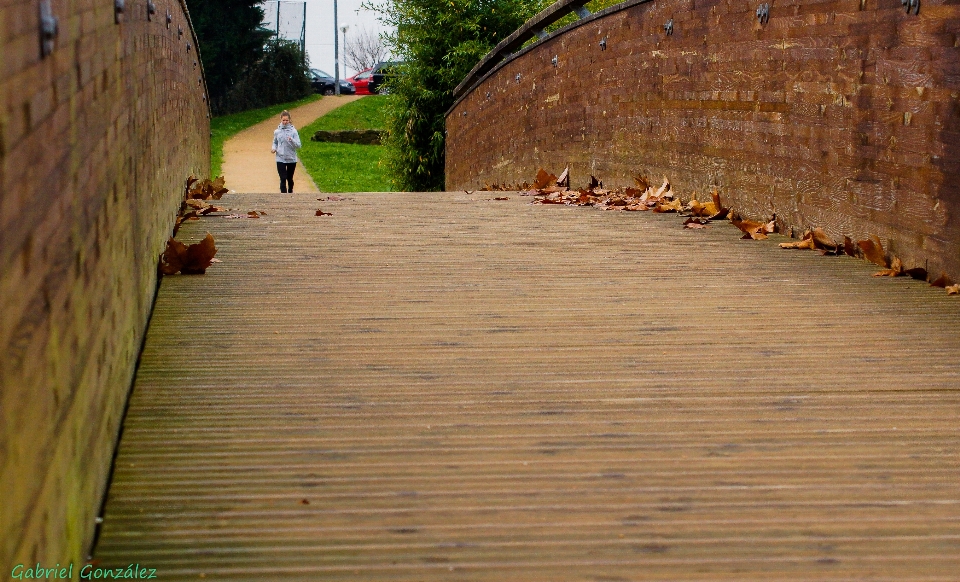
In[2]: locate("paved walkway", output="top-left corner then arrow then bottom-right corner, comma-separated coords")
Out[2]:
221,95 -> 362,193
95,191 -> 960,580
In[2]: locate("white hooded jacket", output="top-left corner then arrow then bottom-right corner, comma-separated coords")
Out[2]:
273,123 -> 302,163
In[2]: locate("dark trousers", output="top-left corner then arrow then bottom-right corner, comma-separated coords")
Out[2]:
277,162 -> 297,193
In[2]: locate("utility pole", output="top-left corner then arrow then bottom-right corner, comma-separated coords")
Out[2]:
333,0 -> 340,95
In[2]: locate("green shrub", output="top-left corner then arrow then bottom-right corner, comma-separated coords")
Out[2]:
376,0 -> 542,191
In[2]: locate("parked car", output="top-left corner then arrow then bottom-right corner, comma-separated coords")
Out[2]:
368,61 -> 401,95
346,68 -> 374,95
310,69 -> 355,95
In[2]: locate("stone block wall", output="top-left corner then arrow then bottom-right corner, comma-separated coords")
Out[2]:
0,0 -> 209,569
446,0 -> 960,281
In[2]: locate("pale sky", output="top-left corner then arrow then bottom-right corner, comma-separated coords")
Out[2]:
260,0 -> 393,79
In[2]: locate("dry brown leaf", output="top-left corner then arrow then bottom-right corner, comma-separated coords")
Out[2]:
811,228 -> 837,250
947,284 -> 960,295
633,174 -> 650,191
654,176 -> 670,198
493,196 -> 509,201
857,236 -> 888,268
159,238 -> 188,275
248,211 -> 260,218
535,199 -> 565,205
533,168 -> 558,189
779,232 -> 816,250
316,209 -> 332,216
181,233 -> 217,274
843,236 -> 857,258
931,273 -> 952,288
707,189 -> 729,219
873,257 -> 903,277
683,217 -> 710,229
556,167 -> 570,188
730,213 -> 770,240
654,198 -> 683,213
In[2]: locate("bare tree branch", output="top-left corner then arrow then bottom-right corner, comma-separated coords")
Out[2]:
344,27 -> 389,72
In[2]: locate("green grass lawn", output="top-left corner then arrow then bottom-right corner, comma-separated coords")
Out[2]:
298,95 -> 394,192
210,94 -> 322,177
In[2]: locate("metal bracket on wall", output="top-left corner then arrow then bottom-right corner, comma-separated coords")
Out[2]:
39,0 -> 58,58
166,9 -> 172,27
599,37 -> 607,50
901,0 -> 919,14
516,73 -> 522,83
147,0 -> 156,20
756,3 -> 770,24
186,42 -> 192,52
552,55 -> 558,67
664,19 -> 674,36
178,24 -> 183,38
114,0 -> 124,24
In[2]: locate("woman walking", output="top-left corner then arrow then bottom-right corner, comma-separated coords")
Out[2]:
271,110 -> 302,193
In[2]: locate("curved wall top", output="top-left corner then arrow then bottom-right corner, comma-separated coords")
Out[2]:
1,0 -> 210,568
446,0 -> 960,282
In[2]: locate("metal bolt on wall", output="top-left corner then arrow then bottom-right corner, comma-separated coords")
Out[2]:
39,0 -> 58,57
901,0 -> 919,14
757,3 -> 770,24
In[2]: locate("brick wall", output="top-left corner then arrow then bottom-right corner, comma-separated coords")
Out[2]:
446,0 -> 960,281
0,0 -> 209,569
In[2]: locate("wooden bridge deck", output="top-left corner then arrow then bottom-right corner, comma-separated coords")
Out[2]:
94,191 -> 960,581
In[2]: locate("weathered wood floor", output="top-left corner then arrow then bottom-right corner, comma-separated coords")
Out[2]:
95,192 -> 960,580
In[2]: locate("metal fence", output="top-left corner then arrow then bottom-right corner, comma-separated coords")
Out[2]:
259,1 -> 307,54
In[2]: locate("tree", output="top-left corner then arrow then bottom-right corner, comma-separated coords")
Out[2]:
186,0 -> 273,112
374,0 -> 542,191
344,27 -> 390,72
218,39 -> 313,115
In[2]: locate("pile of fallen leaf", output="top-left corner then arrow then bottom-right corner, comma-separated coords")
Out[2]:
779,230 -> 958,293
495,167 -> 959,295
174,176 -> 230,234
161,176 -> 228,275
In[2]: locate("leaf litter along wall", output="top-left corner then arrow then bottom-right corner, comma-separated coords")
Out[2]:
445,0 -> 960,284
0,0 -> 210,570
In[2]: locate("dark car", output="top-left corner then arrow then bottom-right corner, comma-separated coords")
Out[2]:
310,69 -> 355,95
368,61 -> 401,95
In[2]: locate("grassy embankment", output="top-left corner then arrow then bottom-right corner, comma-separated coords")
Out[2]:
298,95 -> 394,192
209,94 -> 323,177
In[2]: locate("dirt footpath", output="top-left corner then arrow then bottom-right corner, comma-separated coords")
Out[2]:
222,95 -> 362,193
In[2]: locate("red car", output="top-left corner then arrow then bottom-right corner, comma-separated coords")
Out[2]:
346,68 -> 373,95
